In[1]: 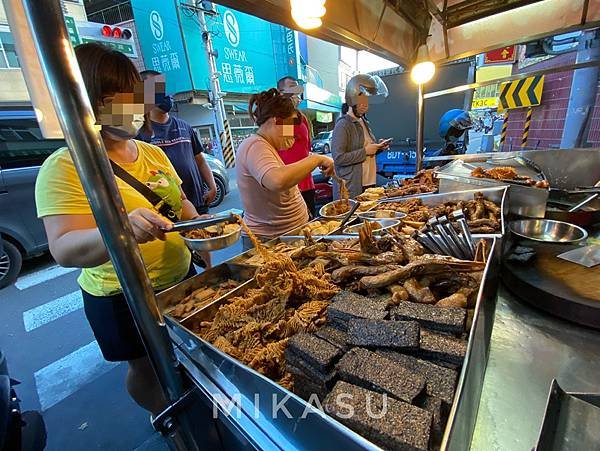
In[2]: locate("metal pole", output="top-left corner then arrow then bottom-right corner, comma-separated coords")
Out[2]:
416,83 -> 425,172
499,112 -> 509,150
4,1 -> 199,448
522,107 -> 532,148
196,4 -> 236,168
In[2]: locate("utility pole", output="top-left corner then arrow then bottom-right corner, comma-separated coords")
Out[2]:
195,1 -> 236,167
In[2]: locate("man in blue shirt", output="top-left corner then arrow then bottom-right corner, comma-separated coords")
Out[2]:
138,70 -> 217,214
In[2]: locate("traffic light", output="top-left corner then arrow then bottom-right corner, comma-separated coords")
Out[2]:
100,25 -> 132,40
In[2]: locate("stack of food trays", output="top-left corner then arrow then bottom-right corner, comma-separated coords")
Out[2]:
160,227 -> 501,451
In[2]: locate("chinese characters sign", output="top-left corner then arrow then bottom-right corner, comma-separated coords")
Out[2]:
131,0 -> 192,94
179,3 -> 294,94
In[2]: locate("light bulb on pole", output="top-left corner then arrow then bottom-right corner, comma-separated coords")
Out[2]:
410,44 -> 436,85
411,44 -> 435,172
290,0 -> 326,30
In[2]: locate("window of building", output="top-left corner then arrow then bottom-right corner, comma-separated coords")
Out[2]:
0,118 -> 66,169
0,29 -> 20,69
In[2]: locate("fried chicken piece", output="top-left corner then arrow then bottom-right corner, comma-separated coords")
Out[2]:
389,284 -> 410,304
404,278 -> 436,304
436,292 -> 468,308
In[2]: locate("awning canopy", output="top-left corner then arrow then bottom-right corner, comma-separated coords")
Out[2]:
213,0 -> 600,66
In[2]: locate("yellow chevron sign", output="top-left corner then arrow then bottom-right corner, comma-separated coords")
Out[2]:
498,75 -> 544,111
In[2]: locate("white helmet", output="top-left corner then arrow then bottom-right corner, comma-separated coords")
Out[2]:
344,74 -> 389,106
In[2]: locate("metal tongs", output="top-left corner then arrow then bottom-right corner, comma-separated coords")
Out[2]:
416,209 -> 475,260
166,208 -> 243,233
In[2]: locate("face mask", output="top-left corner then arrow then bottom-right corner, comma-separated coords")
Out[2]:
103,114 -> 145,140
158,95 -> 173,113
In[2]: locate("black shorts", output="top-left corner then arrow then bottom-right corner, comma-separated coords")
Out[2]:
82,266 -> 196,362
195,205 -> 209,215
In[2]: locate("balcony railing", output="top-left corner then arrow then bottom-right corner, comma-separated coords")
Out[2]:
87,1 -> 133,25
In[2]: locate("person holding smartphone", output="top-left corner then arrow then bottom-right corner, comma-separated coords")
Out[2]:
331,74 -> 389,199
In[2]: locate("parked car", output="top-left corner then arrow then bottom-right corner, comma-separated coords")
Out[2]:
0,107 -> 230,289
311,131 -> 332,153
203,153 -> 230,208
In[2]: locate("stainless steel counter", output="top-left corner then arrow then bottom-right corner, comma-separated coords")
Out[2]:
471,285 -> 600,450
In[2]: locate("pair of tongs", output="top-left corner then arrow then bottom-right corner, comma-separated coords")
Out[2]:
416,210 -> 475,260
167,208 -> 243,233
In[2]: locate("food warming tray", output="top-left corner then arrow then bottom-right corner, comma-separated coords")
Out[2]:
436,159 -> 548,218
157,262 -> 256,322
159,238 -> 501,451
377,186 -> 509,238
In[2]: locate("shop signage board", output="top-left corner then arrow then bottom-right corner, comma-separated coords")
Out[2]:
180,4 -> 294,94
484,46 -> 516,64
131,0 -> 193,94
271,24 -> 301,83
498,75 -> 544,111
472,97 -> 499,109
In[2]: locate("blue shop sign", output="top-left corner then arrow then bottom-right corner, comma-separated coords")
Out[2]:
131,0 -> 192,94
179,3 -> 299,93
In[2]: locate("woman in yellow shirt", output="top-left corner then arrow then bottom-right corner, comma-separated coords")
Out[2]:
35,43 -> 202,416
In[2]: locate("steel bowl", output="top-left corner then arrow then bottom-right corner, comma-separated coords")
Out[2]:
343,218 -> 400,236
180,226 -> 242,252
509,219 -> 588,244
357,210 -> 407,221
319,199 -> 358,219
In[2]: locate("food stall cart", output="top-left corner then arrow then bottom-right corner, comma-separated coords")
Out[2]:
5,0 -> 600,450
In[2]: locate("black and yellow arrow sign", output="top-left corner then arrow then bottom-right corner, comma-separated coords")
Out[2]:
498,75 -> 544,111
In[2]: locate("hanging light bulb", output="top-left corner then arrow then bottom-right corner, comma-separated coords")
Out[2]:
411,44 -> 436,85
290,0 -> 326,30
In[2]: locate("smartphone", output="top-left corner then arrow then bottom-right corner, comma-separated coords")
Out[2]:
380,138 -> 393,146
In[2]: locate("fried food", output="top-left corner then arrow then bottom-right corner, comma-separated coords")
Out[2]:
356,187 -> 385,202
184,223 -> 240,240
193,218 -> 339,381
470,166 -> 549,188
301,220 -> 341,236
323,200 -> 351,216
165,279 -> 240,319
378,192 -> 501,233
384,169 -> 439,198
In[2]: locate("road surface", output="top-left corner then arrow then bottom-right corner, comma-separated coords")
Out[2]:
0,169 -> 242,450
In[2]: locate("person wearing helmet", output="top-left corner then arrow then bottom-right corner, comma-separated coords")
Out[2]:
435,109 -> 472,157
331,74 -> 390,199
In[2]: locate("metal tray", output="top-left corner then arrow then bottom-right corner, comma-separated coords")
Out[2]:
282,217 -> 357,238
227,235 -> 310,268
436,159 -> 548,218
157,262 -> 256,323
534,379 -> 600,451
161,238 -> 501,451
378,186 -> 508,238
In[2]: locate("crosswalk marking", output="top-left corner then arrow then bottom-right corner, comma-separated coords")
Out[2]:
34,340 -> 119,411
15,265 -> 78,290
23,291 -> 83,332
